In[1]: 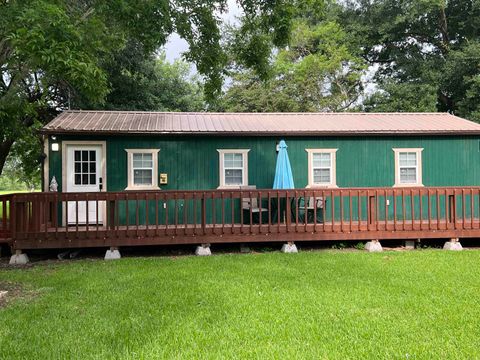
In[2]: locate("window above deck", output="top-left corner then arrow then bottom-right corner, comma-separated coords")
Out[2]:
393,148 -> 424,187
125,149 -> 160,190
217,149 -> 250,189
305,149 -> 338,188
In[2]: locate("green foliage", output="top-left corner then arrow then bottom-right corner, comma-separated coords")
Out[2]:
341,0 -> 480,119
354,242 -> 366,250
274,19 -> 365,111
221,6 -> 366,112
364,82 -> 438,112
220,72 -> 301,112
0,1 -> 119,181
0,160 -> 38,191
441,41 -> 480,121
2,251 -> 480,357
231,0 -> 325,78
331,242 -> 347,249
79,43 -> 205,112
1,0 -> 298,183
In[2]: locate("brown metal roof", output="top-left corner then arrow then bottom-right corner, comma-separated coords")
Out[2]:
41,111 -> 480,136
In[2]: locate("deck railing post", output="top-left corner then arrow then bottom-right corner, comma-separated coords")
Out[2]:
10,195 -> 16,241
201,192 -> 206,235
285,190 -> 291,230
108,199 -> 116,230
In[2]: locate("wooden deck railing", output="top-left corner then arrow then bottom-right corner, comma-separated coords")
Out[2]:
3,187 -> 480,249
0,194 -> 12,242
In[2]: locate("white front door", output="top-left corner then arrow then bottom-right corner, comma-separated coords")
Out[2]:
66,145 -> 104,224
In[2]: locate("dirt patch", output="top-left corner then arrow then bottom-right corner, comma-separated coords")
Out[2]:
0,260 -> 34,270
0,281 -> 25,308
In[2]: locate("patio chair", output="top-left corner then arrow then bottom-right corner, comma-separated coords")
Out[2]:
306,196 -> 325,211
240,185 -> 268,223
295,196 -> 326,223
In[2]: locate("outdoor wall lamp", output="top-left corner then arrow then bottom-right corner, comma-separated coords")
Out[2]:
51,135 -> 59,151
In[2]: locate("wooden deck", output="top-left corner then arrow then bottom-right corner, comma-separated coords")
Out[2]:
1,187 -> 480,250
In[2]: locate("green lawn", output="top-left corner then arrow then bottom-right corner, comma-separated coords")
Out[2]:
1,250 -> 479,358
0,190 -> 33,195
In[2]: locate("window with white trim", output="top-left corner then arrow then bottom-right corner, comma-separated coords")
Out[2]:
125,149 -> 160,190
217,149 -> 249,188
393,148 -> 423,187
306,149 -> 338,187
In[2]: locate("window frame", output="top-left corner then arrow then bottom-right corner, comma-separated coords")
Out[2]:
306,149 -> 338,188
393,148 -> 423,187
125,149 -> 160,190
217,149 -> 250,189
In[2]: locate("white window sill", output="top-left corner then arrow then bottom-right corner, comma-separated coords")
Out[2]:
392,183 -> 424,188
217,185 -> 246,190
125,186 -> 161,191
306,184 -> 339,189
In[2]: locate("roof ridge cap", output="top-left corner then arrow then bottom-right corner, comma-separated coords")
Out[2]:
63,110 -> 453,116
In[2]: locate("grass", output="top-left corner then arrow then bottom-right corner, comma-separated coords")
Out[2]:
1,250 -> 480,359
0,190 -> 33,195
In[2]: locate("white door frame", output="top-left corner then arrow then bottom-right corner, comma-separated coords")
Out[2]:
62,141 -> 107,226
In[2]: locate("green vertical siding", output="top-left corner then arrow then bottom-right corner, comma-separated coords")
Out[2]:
46,134 -> 480,226
48,135 -> 480,191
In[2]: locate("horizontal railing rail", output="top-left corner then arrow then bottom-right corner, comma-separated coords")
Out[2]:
6,186 -> 480,249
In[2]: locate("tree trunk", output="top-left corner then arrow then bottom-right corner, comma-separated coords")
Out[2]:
0,139 -> 14,176
438,91 -> 454,112
438,6 -> 450,56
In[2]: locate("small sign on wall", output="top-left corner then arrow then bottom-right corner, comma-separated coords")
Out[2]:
160,173 -> 168,185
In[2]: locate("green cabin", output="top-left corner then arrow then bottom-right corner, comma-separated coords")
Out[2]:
40,110 -> 480,227
42,111 -> 480,192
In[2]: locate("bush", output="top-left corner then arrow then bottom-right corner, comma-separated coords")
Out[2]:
354,242 -> 366,250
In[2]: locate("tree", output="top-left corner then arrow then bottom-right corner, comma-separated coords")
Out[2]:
340,0 -> 480,118
220,72 -> 301,112
363,82 -> 438,113
221,6 -> 365,112
440,41 -> 480,121
79,43 -> 205,112
1,0 -> 300,178
273,19 -> 365,111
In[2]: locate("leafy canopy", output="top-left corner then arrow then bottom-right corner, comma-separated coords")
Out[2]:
221,3 -> 365,112
340,0 -> 480,119
0,0 -> 300,181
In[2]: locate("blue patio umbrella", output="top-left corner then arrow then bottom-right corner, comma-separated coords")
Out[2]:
273,140 -> 295,189
272,140 -> 294,223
